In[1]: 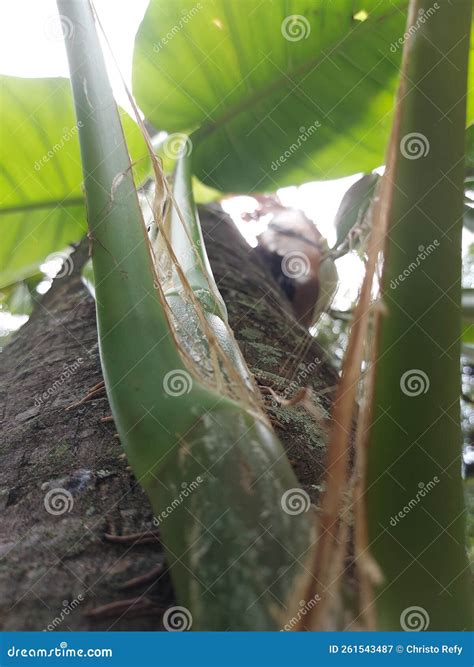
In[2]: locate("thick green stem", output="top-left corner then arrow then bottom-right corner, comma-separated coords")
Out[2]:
166,153 -> 227,319
367,0 -> 473,630
57,0 -> 215,487
58,0 -> 315,629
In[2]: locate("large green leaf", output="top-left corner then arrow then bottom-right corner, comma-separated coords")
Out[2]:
134,0 -> 474,192
0,75 -> 148,288
133,0 -> 411,192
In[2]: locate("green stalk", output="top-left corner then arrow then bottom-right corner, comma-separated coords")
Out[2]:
56,0 -> 200,485
165,153 -> 227,318
367,0 -> 473,630
58,0 -> 313,629
162,152 -> 257,386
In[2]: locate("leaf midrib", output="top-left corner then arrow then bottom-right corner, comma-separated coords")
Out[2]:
192,6 -> 402,144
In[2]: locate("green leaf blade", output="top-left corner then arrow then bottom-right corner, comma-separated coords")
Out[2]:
0,75 -> 149,287
133,0 -> 409,191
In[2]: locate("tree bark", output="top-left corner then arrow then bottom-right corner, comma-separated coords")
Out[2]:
0,205 -> 338,630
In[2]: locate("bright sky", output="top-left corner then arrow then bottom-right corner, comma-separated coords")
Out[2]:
0,0 -> 149,111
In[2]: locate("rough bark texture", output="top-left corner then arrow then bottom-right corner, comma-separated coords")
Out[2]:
0,206 -> 339,630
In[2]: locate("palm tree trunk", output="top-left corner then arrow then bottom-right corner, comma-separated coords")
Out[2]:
0,205 -> 337,630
